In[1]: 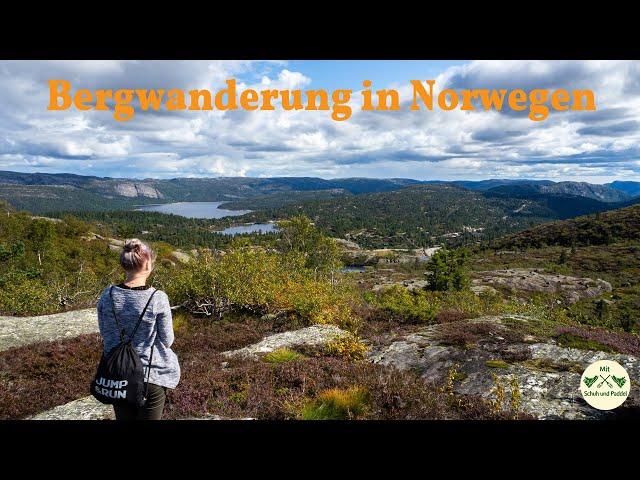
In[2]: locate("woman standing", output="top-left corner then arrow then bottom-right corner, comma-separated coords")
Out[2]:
97,239 -> 180,420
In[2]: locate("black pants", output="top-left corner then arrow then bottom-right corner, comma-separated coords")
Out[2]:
113,383 -> 167,420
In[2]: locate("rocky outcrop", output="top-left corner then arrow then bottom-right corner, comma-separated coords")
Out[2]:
372,279 -> 429,292
472,268 -> 612,303
113,183 -> 163,199
170,251 -> 191,264
222,325 -> 347,360
333,238 -> 361,250
29,396 -> 115,420
30,216 -> 63,223
0,309 -> 98,352
540,182 -> 629,203
367,315 -> 639,419
341,246 -> 442,267
28,396 -> 255,420
81,232 -> 125,252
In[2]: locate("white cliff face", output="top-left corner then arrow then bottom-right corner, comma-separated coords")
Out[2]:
112,182 -> 164,199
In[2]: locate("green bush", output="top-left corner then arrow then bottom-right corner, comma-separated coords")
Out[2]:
324,333 -> 368,360
366,285 -> 438,323
366,284 -> 516,324
162,248 -> 358,326
0,272 -> 52,315
425,247 -> 470,292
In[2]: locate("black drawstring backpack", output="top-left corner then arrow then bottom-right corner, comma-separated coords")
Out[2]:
91,286 -> 158,407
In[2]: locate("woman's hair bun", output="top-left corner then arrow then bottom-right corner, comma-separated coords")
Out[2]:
120,238 -> 155,272
123,238 -> 144,253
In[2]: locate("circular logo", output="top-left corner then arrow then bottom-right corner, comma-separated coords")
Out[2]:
580,360 -> 630,410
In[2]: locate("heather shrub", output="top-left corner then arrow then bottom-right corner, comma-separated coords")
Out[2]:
0,334 -> 102,419
436,321 -> 517,348
161,316 -> 518,420
301,386 -> 369,420
555,325 -> 640,356
436,309 -> 470,324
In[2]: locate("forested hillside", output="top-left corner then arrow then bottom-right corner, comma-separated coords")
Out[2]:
57,210 -> 277,249
0,201 -> 120,315
492,204 -> 640,249
258,184 -> 617,248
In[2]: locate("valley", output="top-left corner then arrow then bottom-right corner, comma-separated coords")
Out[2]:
0,174 -> 639,420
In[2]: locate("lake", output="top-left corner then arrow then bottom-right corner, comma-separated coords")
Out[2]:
133,201 -> 278,235
340,266 -> 366,273
134,202 -> 251,219
219,223 -> 278,235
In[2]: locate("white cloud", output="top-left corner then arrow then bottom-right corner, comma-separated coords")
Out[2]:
1,60 -> 640,182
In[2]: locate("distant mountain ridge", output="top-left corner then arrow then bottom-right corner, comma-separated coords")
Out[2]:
0,170 -> 639,213
606,181 -> 640,197
482,182 -> 631,203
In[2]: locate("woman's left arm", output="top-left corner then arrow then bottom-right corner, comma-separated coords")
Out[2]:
155,292 -> 175,347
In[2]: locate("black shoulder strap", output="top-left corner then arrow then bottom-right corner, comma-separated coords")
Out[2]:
109,286 -> 158,344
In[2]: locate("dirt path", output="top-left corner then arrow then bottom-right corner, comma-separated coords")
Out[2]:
0,309 -> 98,352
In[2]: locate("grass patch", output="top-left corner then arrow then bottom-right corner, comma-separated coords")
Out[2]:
301,386 -> 369,420
485,359 -> 510,369
452,371 -> 468,382
263,348 -> 303,364
522,358 -> 583,374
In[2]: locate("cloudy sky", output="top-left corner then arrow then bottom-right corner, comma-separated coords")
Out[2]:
1,60 -> 639,182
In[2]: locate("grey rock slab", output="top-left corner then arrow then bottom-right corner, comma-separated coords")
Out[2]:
28,396 -> 115,420
472,268 -> 612,303
170,251 -> 191,263
28,396 -> 255,420
0,308 -> 99,352
367,315 -> 639,420
222,324 -> 347,360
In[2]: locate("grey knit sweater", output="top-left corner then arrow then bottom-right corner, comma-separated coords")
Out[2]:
97,285 -> 180,389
